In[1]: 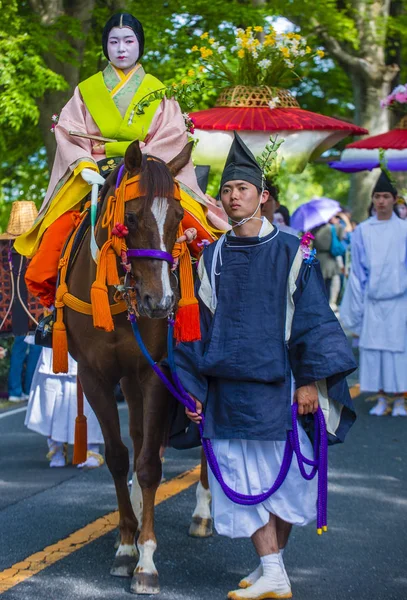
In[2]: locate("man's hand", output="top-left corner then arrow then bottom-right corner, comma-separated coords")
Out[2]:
294,383 -> 319,415
185,395 -> 203,423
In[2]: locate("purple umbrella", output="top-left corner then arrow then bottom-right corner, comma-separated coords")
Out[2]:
291,197 -> 341,232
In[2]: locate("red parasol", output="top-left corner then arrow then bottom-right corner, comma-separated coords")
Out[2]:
330,119 -> 407,172
191,107 -> 367,135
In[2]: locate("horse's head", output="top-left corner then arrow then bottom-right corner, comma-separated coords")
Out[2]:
117,140 -> 192,318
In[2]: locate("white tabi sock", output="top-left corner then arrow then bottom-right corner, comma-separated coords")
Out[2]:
238,563 -> 262,588
228,554 -> 292,600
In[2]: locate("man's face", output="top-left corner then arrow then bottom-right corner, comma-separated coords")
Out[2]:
372,192 -> 396,219
107,27 -> 139,71
221,180 -> 268,221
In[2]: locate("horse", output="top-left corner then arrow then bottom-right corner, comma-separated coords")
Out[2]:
64,140 -> 212,594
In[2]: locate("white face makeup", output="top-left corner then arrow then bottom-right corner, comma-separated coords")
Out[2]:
107,26 -> 139,73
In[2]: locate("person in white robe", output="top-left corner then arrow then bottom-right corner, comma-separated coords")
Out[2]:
25,347 -> 105,468
341,172 -> 407,417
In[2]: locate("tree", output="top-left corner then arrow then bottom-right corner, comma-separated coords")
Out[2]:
269,0 -> 407,219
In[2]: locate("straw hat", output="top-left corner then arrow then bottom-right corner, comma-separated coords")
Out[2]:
0,201 -> 38,240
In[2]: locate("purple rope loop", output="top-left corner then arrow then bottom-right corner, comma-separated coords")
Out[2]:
116,164 -> 125,190
128,313 -> 328,530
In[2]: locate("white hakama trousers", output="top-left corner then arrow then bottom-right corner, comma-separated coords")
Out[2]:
360,341 -> 407,394
25,348 -> 103,445
208,423 -> 317,539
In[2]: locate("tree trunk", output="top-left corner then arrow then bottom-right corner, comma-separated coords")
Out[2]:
312,0 -> 399,221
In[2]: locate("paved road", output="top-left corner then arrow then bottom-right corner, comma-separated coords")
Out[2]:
0,390 -> 406,600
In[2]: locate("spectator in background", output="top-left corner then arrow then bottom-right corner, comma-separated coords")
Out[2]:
395,196 -> 407,220
273,205 -> 299,237
0,202 -> 42,403
312,214 -> 346,308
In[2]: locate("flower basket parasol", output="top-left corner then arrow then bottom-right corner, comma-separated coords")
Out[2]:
189,27 -> 367,174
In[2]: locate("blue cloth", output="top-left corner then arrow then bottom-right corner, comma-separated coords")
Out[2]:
174,230 -> 356,443
8,336 -> 41,397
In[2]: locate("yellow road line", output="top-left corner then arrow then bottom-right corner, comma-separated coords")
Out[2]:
349,384 -> 360,399
0,464 -> 200,594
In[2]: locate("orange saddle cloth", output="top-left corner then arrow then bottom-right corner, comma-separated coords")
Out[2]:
25,211 -> 81,308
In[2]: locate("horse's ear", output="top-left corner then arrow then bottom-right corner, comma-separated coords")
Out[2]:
167,141 -> 194,176
124,141 -> 143,173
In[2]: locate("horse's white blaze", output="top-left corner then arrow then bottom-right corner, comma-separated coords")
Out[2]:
151,196 -> 172,300
192,481 -> 212,519
130,471 -> 143,528
116,543 -> 138,557
136,540 -> 158,574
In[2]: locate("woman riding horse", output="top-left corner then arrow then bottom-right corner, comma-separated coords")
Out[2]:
15,11 -> 226,307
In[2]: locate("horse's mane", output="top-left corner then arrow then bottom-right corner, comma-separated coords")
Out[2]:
98,155 -> 174,212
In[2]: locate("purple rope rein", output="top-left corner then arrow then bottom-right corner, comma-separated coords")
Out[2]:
128,312 -> 328,533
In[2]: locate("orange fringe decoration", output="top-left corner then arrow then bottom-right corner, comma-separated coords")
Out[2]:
172,223 -> 201,343
90,240 -> 116,331
72,377 -> 87,465
53,279 -> 69,373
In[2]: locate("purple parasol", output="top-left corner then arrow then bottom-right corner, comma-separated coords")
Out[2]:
291,197 -> 341,232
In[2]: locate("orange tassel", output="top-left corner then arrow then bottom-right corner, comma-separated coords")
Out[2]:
174,298 -> 201,342
91,281 -> 114,331
72,378 -> 87,464
72,415 -> 88,464
52,320 -> 69,373
173,223 -> 201,343
106,247 -> 120,286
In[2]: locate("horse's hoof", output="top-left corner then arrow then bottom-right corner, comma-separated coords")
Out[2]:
188,516 -> 213,538
130,571 -> 160,595
110,554 -> 139,578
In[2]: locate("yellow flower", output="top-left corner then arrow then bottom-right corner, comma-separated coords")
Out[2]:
172,82 -> 177,88
280,46 -> 290,58
200,46 -> 213,59
198,65 -> 205,72
317,49 -> 325,58
293,33 -> 301,41
263,33 -> 276,47
191,45 -> 198,52
305,46 -> 311,54
181,78 -> 188,84
254,26 -> 263,32
200,32 -> 209,39
209,37 -> 215,45
238,48 -> 245,58
246,26 -> 253,32
188,69 -> 195,77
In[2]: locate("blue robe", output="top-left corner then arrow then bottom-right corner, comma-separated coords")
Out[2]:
174,224 -> 356,444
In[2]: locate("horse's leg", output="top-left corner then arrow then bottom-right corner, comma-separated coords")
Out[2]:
189,448 -> 213,537
130,372 -> 170,595
121,375 -> 144,533
78,366 -> 139,577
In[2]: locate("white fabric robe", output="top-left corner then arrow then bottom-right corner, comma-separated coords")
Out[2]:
25,347 -> 103,445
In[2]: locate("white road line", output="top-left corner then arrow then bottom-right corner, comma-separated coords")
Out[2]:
0,406 -> 27,419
